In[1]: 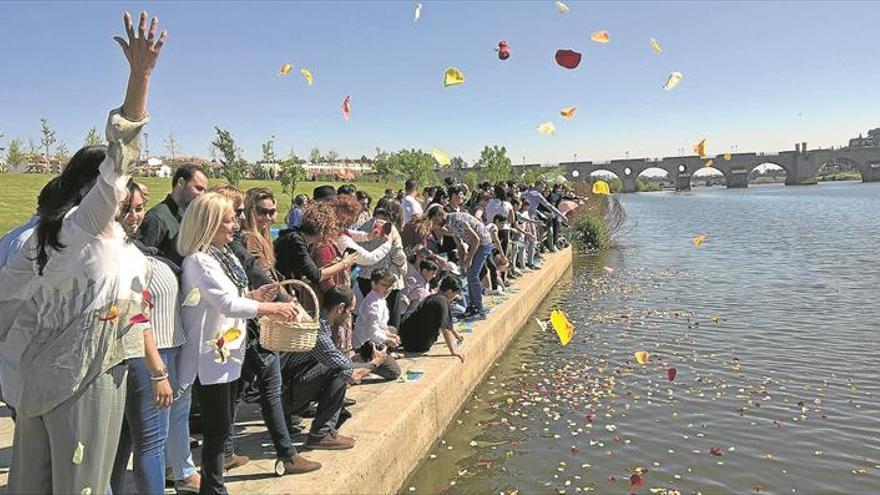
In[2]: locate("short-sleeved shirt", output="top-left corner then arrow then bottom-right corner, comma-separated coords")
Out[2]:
402,195 -> 423,225
445,212 -> 492,246
399,294 -> 452,352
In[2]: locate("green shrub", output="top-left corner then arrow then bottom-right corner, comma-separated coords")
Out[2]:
571,214 -> 609,250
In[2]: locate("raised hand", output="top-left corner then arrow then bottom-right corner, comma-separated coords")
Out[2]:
114,11 -> 167,77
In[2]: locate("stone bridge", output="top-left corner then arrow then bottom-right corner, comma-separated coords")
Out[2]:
515,145 -> 880,193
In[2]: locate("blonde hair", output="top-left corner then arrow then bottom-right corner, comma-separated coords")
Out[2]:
242,187 -> 276,268
177,192 -> 234,257
210,184 -> 244,205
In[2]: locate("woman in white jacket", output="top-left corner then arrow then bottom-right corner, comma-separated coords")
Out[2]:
177,192 -> 298,495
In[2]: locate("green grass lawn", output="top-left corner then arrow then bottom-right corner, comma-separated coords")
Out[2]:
0,173 -> 397,235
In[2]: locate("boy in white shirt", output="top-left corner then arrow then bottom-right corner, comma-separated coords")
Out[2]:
353,269 -> 401,350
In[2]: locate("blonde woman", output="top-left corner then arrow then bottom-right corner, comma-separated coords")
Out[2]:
177,192 -> 300,494
241,187 -> 278,279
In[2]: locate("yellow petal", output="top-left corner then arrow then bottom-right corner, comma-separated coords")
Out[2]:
182,288 -> 201,307
693,233 -> 706,247
592,180 -> 610,195
634,351 -> 650,365
555,1 -> 570,13
650,37 -> 662,54
693,138 -> 707,157
72,441 -> 85,465
723,153 -> 732,160
414,2 -> 422,21
537,121 -> 556,136
431,148 -> 451,167
444,67 -> 465,87
81,488 -> 92,495
560,107 -> 577,119
550,309 -> 574,346
222,327 -> 243,343
590,31 -> 611,44
278,63 -> 293,77
663,71 -> 683,91
300,68 -> 313,86
704,159 -> 714,168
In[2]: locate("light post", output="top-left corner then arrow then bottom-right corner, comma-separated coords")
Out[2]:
573,152 -> 578,163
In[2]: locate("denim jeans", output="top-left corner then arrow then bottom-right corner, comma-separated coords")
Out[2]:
111,347 -> 179,495
165,384 -> 197,482
466,243 -> 494,312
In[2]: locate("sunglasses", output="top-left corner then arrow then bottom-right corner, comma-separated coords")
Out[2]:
256,207 -> 277,216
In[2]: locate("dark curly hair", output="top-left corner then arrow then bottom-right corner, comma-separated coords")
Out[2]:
299,201 -> 344,242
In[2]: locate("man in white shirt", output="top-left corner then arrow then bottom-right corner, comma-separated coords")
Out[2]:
401,179 -> 423,225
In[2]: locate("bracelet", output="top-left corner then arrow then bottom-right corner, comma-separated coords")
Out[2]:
150,373 -> 169,382
150,367 -> 168,380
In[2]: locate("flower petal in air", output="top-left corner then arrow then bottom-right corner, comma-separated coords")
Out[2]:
129,313 -> 150,325
555,49 -> 582,69
413,2 -> 422,21
663,71 -> 683,90
555,1 -> 570,14
300,68 -> 313,86
142,289 -> 153,309
341,94 -> 352,121
444,67 -> 465,87
537,121 -> 556,136
278,63 -> 293,77
650,37 -> 662,54
560,107 -> 577,119
590,31 -> 611,44
592,180 -> 610,195
693,138 -> 707,157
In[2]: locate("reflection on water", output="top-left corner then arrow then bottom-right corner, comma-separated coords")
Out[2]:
404,182 -> 880,495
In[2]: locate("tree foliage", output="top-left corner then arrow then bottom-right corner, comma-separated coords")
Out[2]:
5,138 -> 27,169
84,126 -> 102,147
394,148 -> 437,185
477,145 -> 512,183
212,127 -> 246,185
372,147 -> 396,182
279,153 -> 308,201
309,147 -> 322,165
261,135 -> 277,163
165,132 -> 178,160
54,140 -> 70,165
40,118 -> 57,164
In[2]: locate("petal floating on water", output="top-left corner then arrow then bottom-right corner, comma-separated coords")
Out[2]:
590,30 -> 611,44
630,473 -> 644,489
650,37 -> 662,54
560,106 -> 577,119
537,121 -> 556,136
278,63 -> 293,77
300,68 -> 313,86
603,266 -> 614,274
555,49 -> 582,69
555,1 -> 570,14
667,367 -> 677,381
663,71 -> 683,90
550,309 -> 574,346
431,148 -> 451,167
634,351 -> 650,364
444,67 -> 465,87
693,233 -> 706,247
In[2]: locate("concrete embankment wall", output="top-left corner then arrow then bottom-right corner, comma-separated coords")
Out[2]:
222,247 -> 573,494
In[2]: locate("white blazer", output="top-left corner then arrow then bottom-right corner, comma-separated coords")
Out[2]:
179,251 -> 258,387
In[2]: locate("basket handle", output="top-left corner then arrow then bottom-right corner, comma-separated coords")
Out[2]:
277,279 -> 321,317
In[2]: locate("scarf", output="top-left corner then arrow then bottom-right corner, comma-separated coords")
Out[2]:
208,245 -> 248,291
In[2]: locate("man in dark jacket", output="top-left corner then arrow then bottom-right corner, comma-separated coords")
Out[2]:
139,164 -> 208,265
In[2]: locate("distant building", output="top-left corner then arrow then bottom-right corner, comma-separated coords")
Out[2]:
848,128 -> 880,148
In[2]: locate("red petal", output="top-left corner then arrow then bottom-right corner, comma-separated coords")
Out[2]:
129,313 -> 150,325
667,367 -> 677,381
709,447 -> 723,457
630,473 -> 644,489
555,49 -> 582,69
142,289 -> 154,308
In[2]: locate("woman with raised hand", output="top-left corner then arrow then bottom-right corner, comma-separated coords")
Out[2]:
0,12 -> 167,494
177,192 -> 302,494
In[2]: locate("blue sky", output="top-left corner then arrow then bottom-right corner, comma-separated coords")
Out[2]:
2,1 -> 878,165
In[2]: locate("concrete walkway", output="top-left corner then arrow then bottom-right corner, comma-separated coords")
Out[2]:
0,247 -> 572,494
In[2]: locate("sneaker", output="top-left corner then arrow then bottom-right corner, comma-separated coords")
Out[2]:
174,473 -> 200,494
305,430 -> 356,450
275,454 -> 322,476
223,453 -> 250,471
462,308 -> 486,321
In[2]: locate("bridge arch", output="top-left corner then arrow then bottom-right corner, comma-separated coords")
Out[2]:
818,157 -> 867,181
748,162 -> 789,185
636,166 -> 672,191
690,166 -> 726,188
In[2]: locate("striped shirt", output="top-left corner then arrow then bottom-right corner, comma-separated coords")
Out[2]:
147,257 -> 186,349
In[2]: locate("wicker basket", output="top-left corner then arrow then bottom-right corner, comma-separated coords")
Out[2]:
259,280 -> 320,352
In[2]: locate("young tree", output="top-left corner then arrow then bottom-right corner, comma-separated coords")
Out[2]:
40,118 -> 57,165
396,148 -> 437,185
5,138 -> 27,170
261,135 -> 277,164
279,152 -> 308,203
83,126 -> 102,146
325,149 -> 339,164
54,140 -> 70,168
212,127 -> 246,185
164,132 -> 178,160
477,145 -> 512,183
309,147 -> 322,165
450,156 -> 467,178
372,147 -> 396,183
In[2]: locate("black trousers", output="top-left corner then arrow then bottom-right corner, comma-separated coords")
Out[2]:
280,360 -> 348,442
194,379 -> 238,495
356,278 -> 403,330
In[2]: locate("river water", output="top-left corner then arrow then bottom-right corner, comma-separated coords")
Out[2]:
404,182 -> 880,495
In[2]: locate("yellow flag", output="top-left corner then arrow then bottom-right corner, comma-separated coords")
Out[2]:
592,180 -> 610,195
634,351 -> 650,364
650,38 -> 662,54
560,106 -> 577,119
663,71 -> 683,91
278,63 -> 293,77
550,309 -> 574,346
590,31 -> 611,44
431,148 -> 451,167
537,121 -> 556,135
300,68 -> 313,86
693,138 -> 707,157
444,67 -> 465,87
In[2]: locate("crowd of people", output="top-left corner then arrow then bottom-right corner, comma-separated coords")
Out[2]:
0,12 -> 581,495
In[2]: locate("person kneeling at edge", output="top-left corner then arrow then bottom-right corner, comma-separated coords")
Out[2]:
398,275 -> 466,363
280,286 -> 390,449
